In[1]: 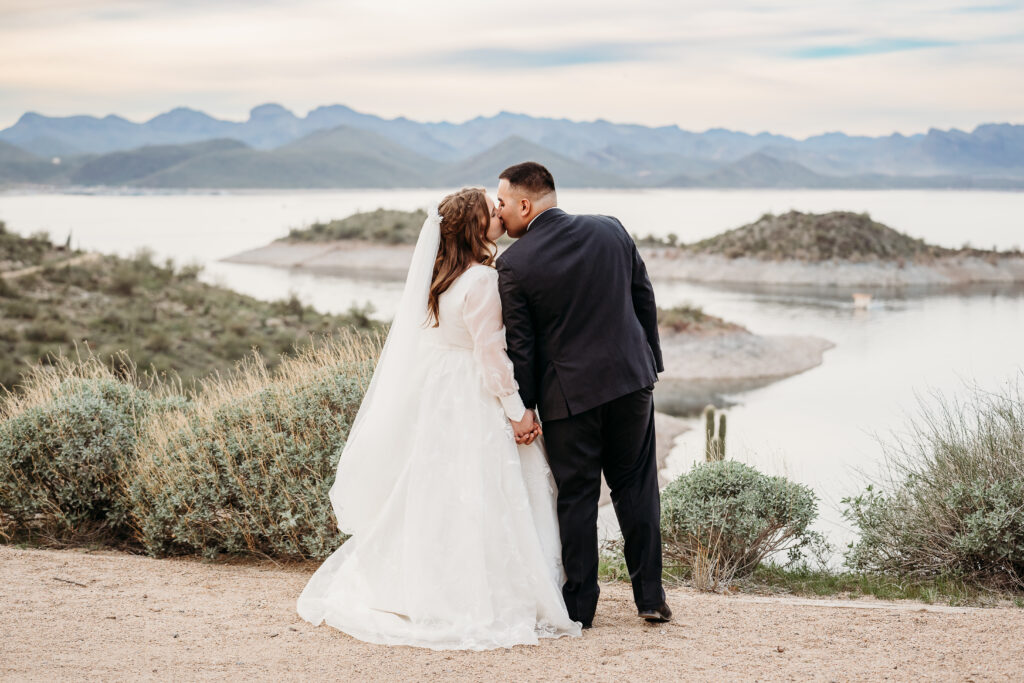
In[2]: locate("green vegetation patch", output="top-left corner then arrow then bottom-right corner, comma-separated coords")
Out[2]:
0,226 -> 379,393
287,208 -> 428,245
683,211 -> 961,262
128,341 -> 376,560
657,304 -> 747,335
0,220 -> 70,270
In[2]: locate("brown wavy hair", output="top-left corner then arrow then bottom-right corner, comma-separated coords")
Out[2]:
427,187 -> 495,326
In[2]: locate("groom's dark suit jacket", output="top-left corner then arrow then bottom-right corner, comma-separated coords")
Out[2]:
495,208 -> 663,421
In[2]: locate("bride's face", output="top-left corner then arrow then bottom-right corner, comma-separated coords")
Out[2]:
484,196 -> 505,242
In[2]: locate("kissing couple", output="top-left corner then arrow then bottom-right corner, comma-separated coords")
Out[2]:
296,162 -> 670,649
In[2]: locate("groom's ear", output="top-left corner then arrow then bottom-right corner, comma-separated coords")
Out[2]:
519,197 -> 531,216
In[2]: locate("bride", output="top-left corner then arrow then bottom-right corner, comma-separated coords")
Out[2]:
296,187 -> 583,649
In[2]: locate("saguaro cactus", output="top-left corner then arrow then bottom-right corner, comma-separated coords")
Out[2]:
703,404 -> 727,462
717,413 -> 726,460
703,405 -> 716,461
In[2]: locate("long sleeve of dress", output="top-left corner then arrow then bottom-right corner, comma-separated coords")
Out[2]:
462,268 -> 527,422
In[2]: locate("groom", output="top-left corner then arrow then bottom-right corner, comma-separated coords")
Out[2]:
494,162 -> 670,628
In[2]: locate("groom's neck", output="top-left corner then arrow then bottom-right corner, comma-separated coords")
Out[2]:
527,195 -> 557,222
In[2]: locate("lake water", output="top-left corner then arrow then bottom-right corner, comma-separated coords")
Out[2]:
2,188 -> 1022,557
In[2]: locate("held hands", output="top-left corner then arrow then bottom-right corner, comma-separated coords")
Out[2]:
510,409 -> 542,446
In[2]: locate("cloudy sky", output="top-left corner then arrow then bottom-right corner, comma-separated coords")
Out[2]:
1,0 -> 1022,137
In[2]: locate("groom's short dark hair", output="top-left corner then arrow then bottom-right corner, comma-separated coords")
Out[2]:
499,162 -> 555,196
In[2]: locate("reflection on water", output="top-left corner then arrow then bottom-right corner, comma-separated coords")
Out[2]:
656,280 -> 1024,553
203,261 -> 404,319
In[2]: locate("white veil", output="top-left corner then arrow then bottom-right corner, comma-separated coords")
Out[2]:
329,207 -> 442,536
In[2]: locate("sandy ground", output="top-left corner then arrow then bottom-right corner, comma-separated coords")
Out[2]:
221,240 -> 1024,287
3,545 -> 1023,682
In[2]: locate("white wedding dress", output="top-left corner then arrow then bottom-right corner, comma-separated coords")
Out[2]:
296,210 -> 582,650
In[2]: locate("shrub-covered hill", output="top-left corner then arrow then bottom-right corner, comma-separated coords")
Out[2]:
681,210 -> 996,262
0,221 -> 377,392
287,208 -> 427,245
0,221 -> 74,271
285,208 -> 517,248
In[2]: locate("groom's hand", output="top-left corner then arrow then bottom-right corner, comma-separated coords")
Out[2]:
523,425 -> 542,445
517,423 -> 542,445
511,409 -> 539,444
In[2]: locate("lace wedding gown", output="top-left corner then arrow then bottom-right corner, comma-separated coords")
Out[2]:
296,264 -> 582,650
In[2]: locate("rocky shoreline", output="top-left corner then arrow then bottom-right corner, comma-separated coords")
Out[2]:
221,240 -> 413,280
641,249 -> 1024,287
654,331 -> 835,416
222,239 -> 1024,287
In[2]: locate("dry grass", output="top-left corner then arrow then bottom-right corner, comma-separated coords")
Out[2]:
687,528 -> 743,593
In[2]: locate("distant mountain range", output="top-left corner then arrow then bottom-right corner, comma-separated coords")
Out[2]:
2,103 -> 1023,189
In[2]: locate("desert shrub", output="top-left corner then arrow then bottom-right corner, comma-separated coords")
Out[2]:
3,300 -> 37,319
661,460 -> 820,590
106,263 -> 142,296
843,378 -> 1024,588
0,276 -> 16,299
23,321 -> 71,343
43,264 -> 99,290
127,332 -> 379,560
345,301 -> 377,328
0,224 -> 51,268
177,262 -> 203,281
0,354 -> 185,544
144,331 -> 172,352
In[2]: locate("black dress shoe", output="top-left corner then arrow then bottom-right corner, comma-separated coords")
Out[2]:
637,601 -> 672,623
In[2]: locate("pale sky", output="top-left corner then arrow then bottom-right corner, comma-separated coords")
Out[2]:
1,0 -> 1022,137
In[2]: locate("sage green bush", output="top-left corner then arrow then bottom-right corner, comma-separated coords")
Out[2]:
127,339 -> 377,561
660,460 -> 820,582
0,376 -> 185,543
843,379 -> 1024,588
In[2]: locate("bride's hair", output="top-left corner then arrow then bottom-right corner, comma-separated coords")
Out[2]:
427,187 -> 495,326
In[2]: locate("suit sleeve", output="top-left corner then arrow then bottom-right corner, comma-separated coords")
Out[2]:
495,257 -> 538,411
626,227 -> 664,373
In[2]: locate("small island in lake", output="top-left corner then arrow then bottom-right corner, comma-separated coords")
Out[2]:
639,210 -> 1024,287
225,208 -> 1024,287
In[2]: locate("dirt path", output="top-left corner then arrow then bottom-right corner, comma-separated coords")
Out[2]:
2,546 -> 1022,681
1,252 -> 102,280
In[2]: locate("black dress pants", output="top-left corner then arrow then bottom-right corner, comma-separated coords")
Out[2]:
542,385 -> 665,625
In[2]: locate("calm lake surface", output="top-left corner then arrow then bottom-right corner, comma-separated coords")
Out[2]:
2,188 -> 1022,553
